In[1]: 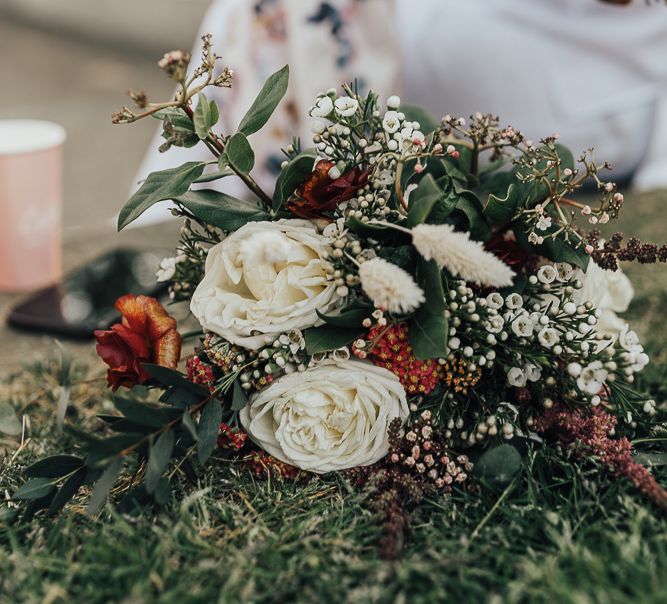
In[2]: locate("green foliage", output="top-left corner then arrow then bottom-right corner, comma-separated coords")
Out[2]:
409,307 -> 448,360
237,65 -> 289,136
192,93 -> 220,140
117,162 -> 206,230
174,189 -> 271,231
224,132 -> 255,174
272,151 -> 316,211
407,174 -> 442,227
400,105 -> 439,134
197,400 -> 222,465
303,324 -> 362,355
316,305 -> 372,329
474,444 -> 523,488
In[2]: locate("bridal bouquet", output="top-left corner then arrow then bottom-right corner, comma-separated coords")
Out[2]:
15,37 -> 667,555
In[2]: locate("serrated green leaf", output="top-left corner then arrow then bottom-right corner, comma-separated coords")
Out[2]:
237,64 -> 289,136
14,478 -> 56,501
0,402 -> 21,436
474,444 -> 522,487
272,151 -> 316,211
304,325 -> 362,355
231,381 -> 248,411
193,93 -> 220,139
25,455 -> 84,479
145,431 -> 175,493
485,183 -> 522,226
409,308 -> 448,360
197,401 -> 223,465
225,132 -> 255,174
118,162 -> 206,230
86,457 -> 123,516
174,189 -> 271,231
48,467 -> 86,514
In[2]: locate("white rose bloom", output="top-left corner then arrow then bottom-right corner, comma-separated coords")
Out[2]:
239,360 -> 409,473
190,220 -> 340,349
574,261 -> 634,338
334,96 -> 359,117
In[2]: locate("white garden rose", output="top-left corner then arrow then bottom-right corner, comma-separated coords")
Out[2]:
190,220 -> 339,349
239,359 -> 410,473
575,261 -> 634,338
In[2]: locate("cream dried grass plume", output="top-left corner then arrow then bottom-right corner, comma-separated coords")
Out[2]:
411,223 -> 514,288
359,257 -> 425,314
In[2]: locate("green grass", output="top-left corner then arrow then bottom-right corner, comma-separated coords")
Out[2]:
1,190 -> 667,603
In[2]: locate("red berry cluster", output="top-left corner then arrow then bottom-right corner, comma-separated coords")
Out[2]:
217,422 -> 247,451
535,404 -> 667,509
355,322 -> 443,395
246,451 -> 299,480
186,355 -> 217,391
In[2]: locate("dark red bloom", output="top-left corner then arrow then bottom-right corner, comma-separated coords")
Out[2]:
484,230 -> 530,272
288,159 -> 368,218
94,295 -> 181,391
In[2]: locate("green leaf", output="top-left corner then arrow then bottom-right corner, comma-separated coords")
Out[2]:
25,455 -> 84,479
416,258 -> 446,313
197,401 -> 223,465
112,397 -> 171,428
193,93 -> 220,139
345,217 -> 397,241
407,174 -> 442,227
231,381 -> 248,411
237,64 -> 289,136
272,151 -> 316,211
225,132 -> 255,174
181,413 -> 199,441
474,444 -> 522,487
485,183 -> 521,226
194,168 -> 234,183
48,467 -> 87,514
118,162 -> 206,230
86,457 -> 123,516
153,477 -> 171,506
409,308 -> 448,360
145,431 -> 175,493
143,365 -> 209,397
454,191 -> 491,241
0,402 -> 21,436
174,189 -> 271,231
399,105 -> 439,134
513,223 -> 590,271
304,325 -> 362,355
316,306 -> 372,329
13,478 -> 55,501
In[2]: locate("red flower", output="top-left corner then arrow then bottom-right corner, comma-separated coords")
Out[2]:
288,160 -> 368,218
94,295 -> 181,391
217,422 -> 247,451
484,230 -> 530,272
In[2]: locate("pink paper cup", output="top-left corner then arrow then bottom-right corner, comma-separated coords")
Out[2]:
0,119 -> 66,292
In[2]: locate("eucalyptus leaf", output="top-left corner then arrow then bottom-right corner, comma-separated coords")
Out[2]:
118,162 -> 206,230
112,397 -> 171,428
237,64 -> 289,136
0,402 -> 21,436
193,93 -> 220,139
232,381 -> 248,411
25,455 -> 84,479
13,478 -> 56,501
225,132 -> 255,174
174,189 -> 271,231
474,444 -> 522,487
316,307 -> 372,329
197,400 -> 223,465
48,467 -> 87,514
86,457 -> 123,516
145,431 -> 175,493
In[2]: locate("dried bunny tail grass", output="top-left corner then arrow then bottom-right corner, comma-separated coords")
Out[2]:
411,224 -> 514,288
359,257 -> 425,314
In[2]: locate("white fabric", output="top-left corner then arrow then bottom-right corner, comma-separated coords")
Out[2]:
130,0 -> 667,226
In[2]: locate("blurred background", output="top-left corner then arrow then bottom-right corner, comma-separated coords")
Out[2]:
1,0 -> 667,372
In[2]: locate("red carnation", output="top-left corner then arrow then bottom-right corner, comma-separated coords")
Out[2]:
94,294 -> 181,391
288,159 -> 368,218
